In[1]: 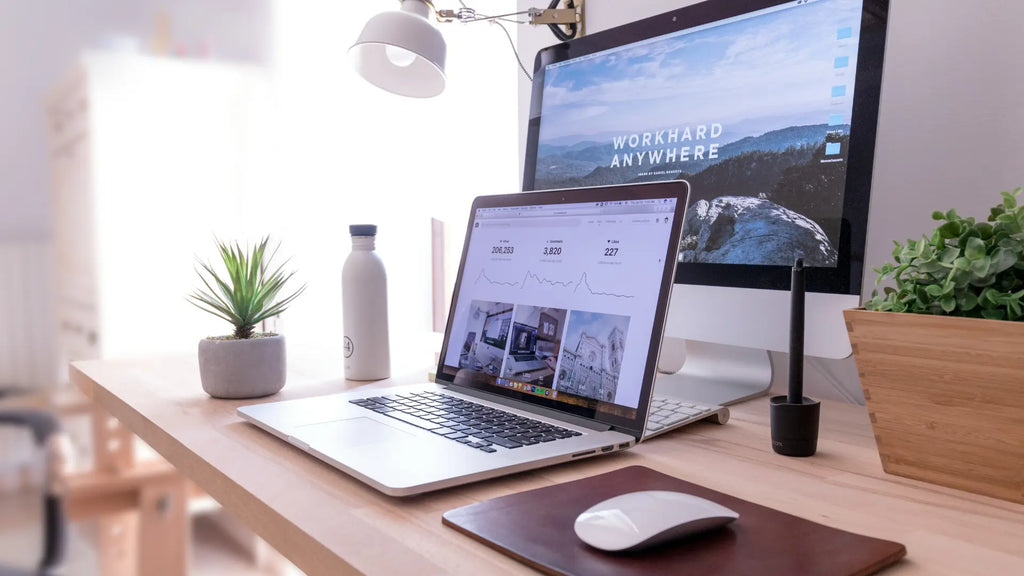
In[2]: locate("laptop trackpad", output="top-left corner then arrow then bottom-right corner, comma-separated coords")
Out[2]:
295,417 -> 416,449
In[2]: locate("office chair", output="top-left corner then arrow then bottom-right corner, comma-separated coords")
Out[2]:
0,407 -> 66,576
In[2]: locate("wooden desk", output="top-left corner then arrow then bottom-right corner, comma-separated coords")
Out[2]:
70,355 -> 1024,575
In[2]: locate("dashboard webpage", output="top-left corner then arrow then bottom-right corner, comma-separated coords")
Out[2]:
442,198 -> 678,417
532,0 -> 864,268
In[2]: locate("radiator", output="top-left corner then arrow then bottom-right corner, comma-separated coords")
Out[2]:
0,241 -> 56,389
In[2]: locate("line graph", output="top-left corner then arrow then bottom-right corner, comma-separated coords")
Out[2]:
474,269 -> 634,299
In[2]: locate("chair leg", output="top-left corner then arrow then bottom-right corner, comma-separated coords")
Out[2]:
39,495 -> 65,572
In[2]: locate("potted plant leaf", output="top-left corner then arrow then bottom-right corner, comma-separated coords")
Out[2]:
844,186 -> 1024,504
188,236 -> 306,399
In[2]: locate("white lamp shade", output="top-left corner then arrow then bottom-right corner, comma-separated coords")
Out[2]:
349,0 -> 447,98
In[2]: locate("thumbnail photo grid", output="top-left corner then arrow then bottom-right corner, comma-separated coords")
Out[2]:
455,300 -> 630,407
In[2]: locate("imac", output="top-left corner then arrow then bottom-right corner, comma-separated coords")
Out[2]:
522,0 -> 889,406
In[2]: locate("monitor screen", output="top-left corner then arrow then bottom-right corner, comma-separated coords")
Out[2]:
523,0 -> 888,296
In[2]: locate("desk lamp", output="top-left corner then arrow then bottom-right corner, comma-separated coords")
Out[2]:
349,0 -> 585,98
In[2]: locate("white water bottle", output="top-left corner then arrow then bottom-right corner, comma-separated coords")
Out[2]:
342,224 -> 391,380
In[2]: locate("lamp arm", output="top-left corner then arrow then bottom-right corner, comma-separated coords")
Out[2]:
435,1 -> 584,37
436,8 -> 533,23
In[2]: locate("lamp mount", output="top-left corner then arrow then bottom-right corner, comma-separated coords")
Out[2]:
436,0 -> 585,39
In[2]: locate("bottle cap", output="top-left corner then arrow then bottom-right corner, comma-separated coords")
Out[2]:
349,224 -> 377,237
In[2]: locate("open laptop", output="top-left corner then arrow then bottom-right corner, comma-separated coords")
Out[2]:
238,180 -> 723,496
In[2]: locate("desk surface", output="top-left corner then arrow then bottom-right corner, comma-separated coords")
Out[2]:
70,355 -> 1024,576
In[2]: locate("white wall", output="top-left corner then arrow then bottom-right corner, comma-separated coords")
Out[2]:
260,0 -> 521,372
0,1 -> 271,393
0,1 -> 520,383
516,0 -> 1024,403
0,0 -> 271,492
0,0 -> 271,242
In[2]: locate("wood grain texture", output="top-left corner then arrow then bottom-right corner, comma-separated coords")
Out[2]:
845,308 -> 1024,504
70,352 -> 1024,575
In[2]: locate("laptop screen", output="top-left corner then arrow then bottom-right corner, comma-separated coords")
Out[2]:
437,181 -> 688,434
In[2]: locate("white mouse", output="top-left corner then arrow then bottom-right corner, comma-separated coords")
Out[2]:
573,490 -> 739,553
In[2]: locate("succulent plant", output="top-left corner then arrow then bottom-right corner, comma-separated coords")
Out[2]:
188,236 -> 306,339
866,187 -> 1024,320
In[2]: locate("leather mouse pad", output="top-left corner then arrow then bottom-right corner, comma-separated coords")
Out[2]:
441,465 -> 905,576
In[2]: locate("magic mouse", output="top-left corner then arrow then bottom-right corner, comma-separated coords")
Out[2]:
574,490 -> 739,552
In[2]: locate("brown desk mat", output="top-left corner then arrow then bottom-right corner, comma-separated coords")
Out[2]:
442,465 -> 905,576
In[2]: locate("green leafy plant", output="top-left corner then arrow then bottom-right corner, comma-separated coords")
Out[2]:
188,236 -> 306,339
866,187 -> 1024,320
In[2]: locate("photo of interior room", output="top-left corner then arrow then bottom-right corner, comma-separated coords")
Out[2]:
499,306 -> 566,386
455,301 -> 514,375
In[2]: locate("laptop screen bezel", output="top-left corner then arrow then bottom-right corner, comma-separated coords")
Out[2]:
433,181 -> 689,438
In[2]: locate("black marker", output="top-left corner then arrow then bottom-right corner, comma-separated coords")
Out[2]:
770,257 -> 819,457
788,258 -> 804,404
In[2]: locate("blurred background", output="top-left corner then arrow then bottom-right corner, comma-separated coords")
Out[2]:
1,0 -> 520,573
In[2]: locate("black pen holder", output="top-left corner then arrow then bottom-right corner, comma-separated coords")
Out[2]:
769,396 -> 820,457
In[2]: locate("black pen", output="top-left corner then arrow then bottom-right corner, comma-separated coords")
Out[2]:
788,258 -> 805,404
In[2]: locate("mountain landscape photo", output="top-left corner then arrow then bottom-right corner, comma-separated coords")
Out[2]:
534,124 -> 851,266
531,0 -> 863,267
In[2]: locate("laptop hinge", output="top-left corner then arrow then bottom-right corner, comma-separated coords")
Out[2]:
444,385 -> 611,432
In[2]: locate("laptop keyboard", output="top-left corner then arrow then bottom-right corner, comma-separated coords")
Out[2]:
349,391 -> 582,453
645,395 -> 718,435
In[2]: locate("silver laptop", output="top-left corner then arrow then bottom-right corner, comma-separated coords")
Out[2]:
238,180 -> 712,496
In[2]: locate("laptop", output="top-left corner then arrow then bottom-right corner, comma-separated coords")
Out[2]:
238,180 -> 721,496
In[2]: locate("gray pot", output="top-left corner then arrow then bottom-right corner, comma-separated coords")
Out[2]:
198,334 -> 286,399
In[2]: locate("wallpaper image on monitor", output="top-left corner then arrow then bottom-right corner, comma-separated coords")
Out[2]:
534,0 -> 863,267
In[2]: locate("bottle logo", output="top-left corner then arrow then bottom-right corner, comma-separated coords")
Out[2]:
344,336 -> 354,358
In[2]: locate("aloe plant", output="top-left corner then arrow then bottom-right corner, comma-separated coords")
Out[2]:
188,236 -> 306,339
866,187 -> 1024,320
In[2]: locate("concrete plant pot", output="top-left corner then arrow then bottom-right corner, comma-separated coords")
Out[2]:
198,334 -> 286,399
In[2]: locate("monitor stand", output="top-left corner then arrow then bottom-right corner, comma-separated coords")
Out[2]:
654,337 -> 772,407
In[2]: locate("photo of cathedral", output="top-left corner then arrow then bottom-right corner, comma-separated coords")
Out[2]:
555,310 -> 630,402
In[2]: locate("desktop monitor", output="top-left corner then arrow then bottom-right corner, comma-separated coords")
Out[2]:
482,308 -> 512,350
522,0 -> 889,406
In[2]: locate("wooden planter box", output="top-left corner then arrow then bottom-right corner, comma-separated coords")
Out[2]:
844,307 -> 1024,504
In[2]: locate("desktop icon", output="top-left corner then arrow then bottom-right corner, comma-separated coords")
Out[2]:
834,56 -> 849,69
825,142 -> 841,155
